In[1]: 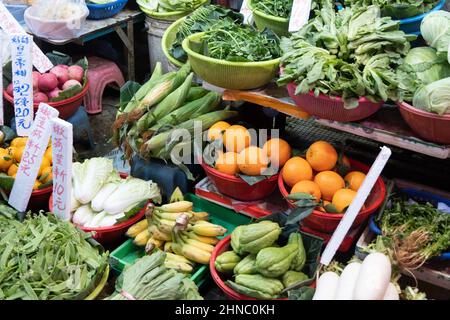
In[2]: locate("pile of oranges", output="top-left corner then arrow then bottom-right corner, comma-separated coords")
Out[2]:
0,137 -> 53,190
282,141 -> 366,213
207,121 -> 292,177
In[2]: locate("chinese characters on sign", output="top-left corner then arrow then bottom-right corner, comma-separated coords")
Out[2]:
10,33 -> 34,136
289,0 -> 312,33
0,3 -> 53,73
51,118 -> 73,221
8,104 -> 59,212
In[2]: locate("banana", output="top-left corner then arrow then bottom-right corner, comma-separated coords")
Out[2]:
191,211 -> 209,221
190,222 -> 227,237
164,260 -> 193,273
164,241 -> 173,253
126,219 -> 148,238
158,201 -> 193,213
181,234 -> 215,253
181,244 -> 211,264
166,252 -> 194,266
133,229 -> 151,246
149,225 -> 172,241
155,210 -> 193,221
145,236 -> 164,254
187,232 -> 219,245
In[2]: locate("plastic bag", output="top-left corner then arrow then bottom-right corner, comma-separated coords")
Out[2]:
32,0 -> 88,21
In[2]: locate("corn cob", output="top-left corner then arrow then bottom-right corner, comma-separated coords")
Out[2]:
134,229 -> 151,246
126,219 -> 149,238
185,86 -> 209,102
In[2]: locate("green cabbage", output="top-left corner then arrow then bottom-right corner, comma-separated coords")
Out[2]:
404,47 -> 450,84
421,11 -> 450,59
412,77 -> 450,115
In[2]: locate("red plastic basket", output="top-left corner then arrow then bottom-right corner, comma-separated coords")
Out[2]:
49,173 -> 148,245
287,83 -> 383,122
397,101 -> 450,145
201,162 -> 279,201
278,158 -> 386,233
3,81 -> 90,120
28,186 -> 53,212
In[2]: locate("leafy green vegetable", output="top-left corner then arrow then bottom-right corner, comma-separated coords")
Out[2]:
252,0 -> 293,19
137,0 -> 203,13
412,77 -> 450,115
421,10 -> 450,60
170,5 -> 244,63
278,3 -> 414,108
344,0 -> 440,19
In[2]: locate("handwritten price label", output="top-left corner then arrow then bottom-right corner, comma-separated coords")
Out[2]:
240,0 -> 254,25
289,0 -> 312,33
8,104 -> 59,212
51,118 -> 73,221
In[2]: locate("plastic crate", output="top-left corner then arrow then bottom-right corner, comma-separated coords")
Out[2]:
369,187 -> 450,261
109,193 -> 251,286
87,0 -> 128,20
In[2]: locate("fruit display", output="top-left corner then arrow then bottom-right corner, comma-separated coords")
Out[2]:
214,220 -> 314,300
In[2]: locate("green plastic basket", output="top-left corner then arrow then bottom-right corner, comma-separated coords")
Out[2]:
182,32 -> 280,90
248,0 -> 289,36
162,17 -> 186,68
109,193 -> 251,287
139,0 -> 210,21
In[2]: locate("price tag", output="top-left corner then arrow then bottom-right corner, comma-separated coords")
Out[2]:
10,33 -> 34,136
288,0 -> 312,33
240,0 -> 254,25
0,3 -> 53,73
0,34 -> 4,126
51,118 -> 73,221
8,103 -> 59,212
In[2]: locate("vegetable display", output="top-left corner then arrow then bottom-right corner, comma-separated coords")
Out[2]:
344,0 -> 441,19
421,11 -> 450,61
106,250 -> 203,300
0,212 -> 108,300
278,3 -> 414,108
71,157 -> 161,228
169,5 -> 244,63
252,0 -> 293,19
137,0 -> 203,13
412,77 -> 450,114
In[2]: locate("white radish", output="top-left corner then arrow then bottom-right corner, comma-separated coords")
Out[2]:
353,252 -> 392,300
335,262 -> 362,300
313,272 -> 340,300
383,283 -> 400,300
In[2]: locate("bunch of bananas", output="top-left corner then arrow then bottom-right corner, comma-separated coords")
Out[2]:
126,200 -> 227,273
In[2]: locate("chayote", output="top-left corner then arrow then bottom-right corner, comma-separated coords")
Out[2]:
288,232 -> 307,272
215,251 -> 242,273
226,274 -> 284,299
255,243 -> 298,278
233,254 -> 257,275
282,271 -> 309,288
231,221 -> 281,255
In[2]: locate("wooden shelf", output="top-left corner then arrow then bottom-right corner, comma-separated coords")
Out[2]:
220,84 -> 450,159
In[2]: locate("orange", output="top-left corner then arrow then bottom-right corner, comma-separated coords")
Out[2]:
38,157 -> 51,176
44,147 -> 52,163
282,157 -> 313,187
10,137 -> 27,148
306,141 -> 338,172
314,170 -> 345,201
12,146 -> 24,163
262,138 -> 292,170
344,171 -> 366,191
207,121 -> 231,141
215,152 -> 239,176
237,146 -> 269,176
7,163 -> 19,177
40,166 -> 53,184
223,125 -> 251,153
0,150 -> 13,172
291,180 -> 321,202
33,180 -> 41,191
332,188 -> 357,213
319,200 -> 331,212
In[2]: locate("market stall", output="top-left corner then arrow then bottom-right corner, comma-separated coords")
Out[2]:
0,0 -> 449,303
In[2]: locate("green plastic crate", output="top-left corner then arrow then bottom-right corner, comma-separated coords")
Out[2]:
109,193 -> 251,286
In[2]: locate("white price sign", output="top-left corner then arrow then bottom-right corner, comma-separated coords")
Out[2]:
0,3 -> 53,73
51,118 -> 73,221
8,103 -> 59,212
10,33 -> 34,136
288,0 -> 312,33
240,0 -> 254,25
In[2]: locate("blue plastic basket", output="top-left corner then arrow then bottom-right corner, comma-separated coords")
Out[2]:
369,187 -> 450,261
398,0 -> 445,34
87,0 -> 128,20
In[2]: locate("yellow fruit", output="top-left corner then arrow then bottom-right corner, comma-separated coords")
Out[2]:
290,180 -> 322,202
38,158 -> 51,176
0,151 -> 13,172
10,137 -> 27,148
215,152 -> 239,176
237,146 -> 269,176
262,138 -> 292,169
33,180 -> 41,191
7,163 -> 19,177
12,146 -> 24,163
314,171 -> 345,201
306,141 -> 338,172
40,166 -> 53,184
332,188 -> 357,213
344,171 -> 366,192
44,147 -> 52,163
207,121 -> 231,141
223,125 -> 251,153
282,157 -> 313,187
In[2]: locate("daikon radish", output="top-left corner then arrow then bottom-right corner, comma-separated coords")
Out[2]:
383,283 -> 400,300
335,262 -> 362,300
312,272 -> 340,300
353,252 -> 391,300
